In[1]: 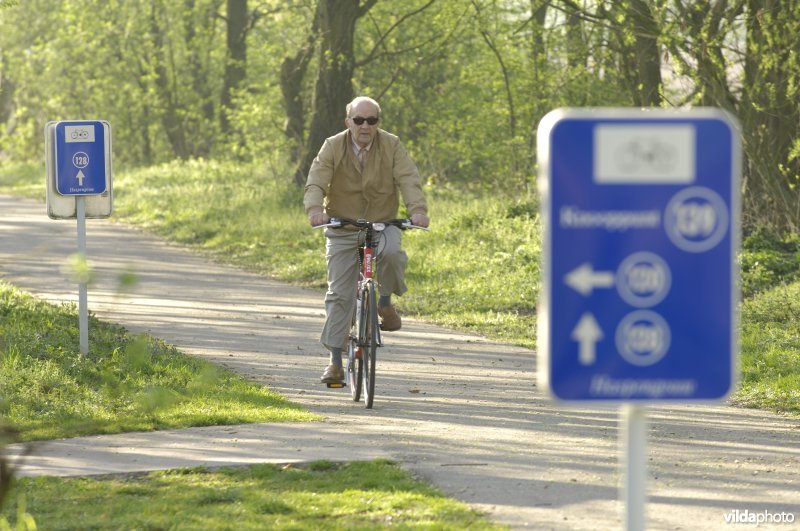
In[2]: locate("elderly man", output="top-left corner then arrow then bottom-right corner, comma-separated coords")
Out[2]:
304,96 -> 430,383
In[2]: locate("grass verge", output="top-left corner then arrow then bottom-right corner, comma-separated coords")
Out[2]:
0,281 -> 317,442
3,461 -> 503,530
734,282 -> 800,412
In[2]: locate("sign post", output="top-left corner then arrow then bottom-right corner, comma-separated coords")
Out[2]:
537,108 -> 740,529
45,120 -> 113,355
76,196 -> 88,354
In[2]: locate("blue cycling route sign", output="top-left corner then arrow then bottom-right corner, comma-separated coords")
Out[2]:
55,120 -> 108,195
537,108 -> 740,403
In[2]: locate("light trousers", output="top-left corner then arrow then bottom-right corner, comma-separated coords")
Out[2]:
320,226 -> 407,350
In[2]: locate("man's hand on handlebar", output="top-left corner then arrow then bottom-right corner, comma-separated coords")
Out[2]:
308,207 -> 330,227
410,212 -> 430,228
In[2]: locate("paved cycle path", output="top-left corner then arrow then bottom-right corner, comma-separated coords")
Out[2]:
1,195 -> 798,530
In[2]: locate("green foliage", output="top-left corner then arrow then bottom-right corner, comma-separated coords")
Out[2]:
0,0 -> 642,191
3,461 -> 501,530
0,161 -> 41,199
0,0 -> 228,164
0,281 -> 317,442
1,0 -> 800,227
357,1 -> 630,194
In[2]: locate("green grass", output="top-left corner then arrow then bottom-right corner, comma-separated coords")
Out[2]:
114,159 -> 325,285
734,282 -> 800,413
2,158 -> 799,415
0,281 -> 317,442
739,226 -> 800,298
3,461 -> 502,530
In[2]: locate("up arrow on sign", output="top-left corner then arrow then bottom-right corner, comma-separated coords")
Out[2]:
571,312 -> 603,365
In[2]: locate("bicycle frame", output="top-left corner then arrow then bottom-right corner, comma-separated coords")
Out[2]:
356,226 -> 382,350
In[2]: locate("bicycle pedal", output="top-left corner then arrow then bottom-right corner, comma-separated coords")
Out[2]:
326,382 -> 346,389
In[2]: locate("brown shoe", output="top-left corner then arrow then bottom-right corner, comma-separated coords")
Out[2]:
378,304 -> 401,331
320,364 -> 344,383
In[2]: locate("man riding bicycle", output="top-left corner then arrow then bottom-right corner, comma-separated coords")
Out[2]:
304,96 -> 430,384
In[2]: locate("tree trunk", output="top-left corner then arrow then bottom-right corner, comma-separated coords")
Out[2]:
280,4 -> 320,168
150,1 -> 189,159
221,0 -> 247,135
0,50 -> 14,130
684,1 -> 736,110
625,0 -> 662,106
185,0 -> 220,157
529,0 -> 548,77
602,0 -> 663,107
295,0 -> 376,186
740,0 -> 800,230
563,2 -> 586,71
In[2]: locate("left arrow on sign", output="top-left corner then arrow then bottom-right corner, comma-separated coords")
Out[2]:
564,263 -> 615,296
571,313 -> 603,365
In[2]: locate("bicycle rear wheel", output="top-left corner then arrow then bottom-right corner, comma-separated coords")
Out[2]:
362,281 -> 378,408
347,335 -> 362,401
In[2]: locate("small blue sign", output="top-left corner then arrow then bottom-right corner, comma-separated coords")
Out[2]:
55,121 -> 107,195
538,109 -> 740,403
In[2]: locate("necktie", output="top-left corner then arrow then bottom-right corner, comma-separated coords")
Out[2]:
358,148 -> 368,171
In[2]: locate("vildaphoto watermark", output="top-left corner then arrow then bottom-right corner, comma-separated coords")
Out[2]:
724,509 -> 795,525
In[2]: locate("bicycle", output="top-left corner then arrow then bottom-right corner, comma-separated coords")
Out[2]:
315,218 -> 427,408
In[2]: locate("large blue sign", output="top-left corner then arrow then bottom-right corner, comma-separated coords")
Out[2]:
538,109 -> 740,403
55,121 -> 108,195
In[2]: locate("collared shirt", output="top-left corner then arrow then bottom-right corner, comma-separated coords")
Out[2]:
352,139 -> 372,157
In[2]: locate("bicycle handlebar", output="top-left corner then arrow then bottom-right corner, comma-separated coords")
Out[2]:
313,218 -> 430,231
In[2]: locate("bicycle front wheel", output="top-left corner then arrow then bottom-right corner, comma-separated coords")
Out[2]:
347,335 -> 362,401
363,281 -> 378,408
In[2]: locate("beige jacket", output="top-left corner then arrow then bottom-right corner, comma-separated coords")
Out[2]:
303,129 -> 427,221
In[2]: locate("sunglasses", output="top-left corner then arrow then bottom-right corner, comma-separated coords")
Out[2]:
351,116 -> 379,125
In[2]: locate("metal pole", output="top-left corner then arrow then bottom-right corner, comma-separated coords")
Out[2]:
77,196 -> 88,355
622,404 -> 647,531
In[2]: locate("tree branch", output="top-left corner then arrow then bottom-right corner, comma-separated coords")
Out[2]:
358,0 -> 437,67
358,0 -> 381,18
470,0 -> 516,137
